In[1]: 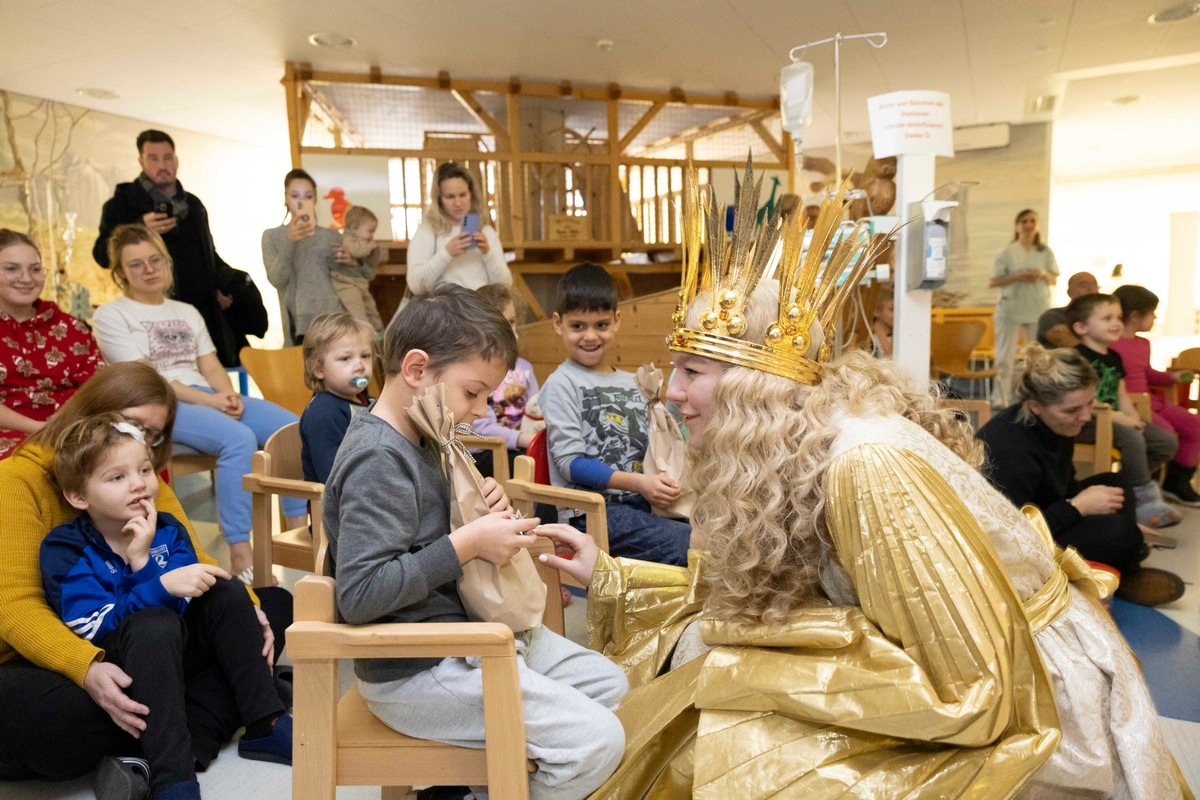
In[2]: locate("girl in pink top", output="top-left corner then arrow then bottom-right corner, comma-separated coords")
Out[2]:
1111,284 -> 1200,506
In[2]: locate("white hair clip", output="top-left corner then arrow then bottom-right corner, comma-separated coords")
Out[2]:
111,421 -> 148,446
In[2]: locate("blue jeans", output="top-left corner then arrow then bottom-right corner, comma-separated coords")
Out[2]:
570,496 -> 691,566
171,387 -> 305,544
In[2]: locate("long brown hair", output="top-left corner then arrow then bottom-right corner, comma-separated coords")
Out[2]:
23,362 -> 177,470
1011,208 -> 1045,251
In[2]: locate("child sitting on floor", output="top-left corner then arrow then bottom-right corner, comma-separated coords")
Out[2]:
323,284 -> 626,800
1111,284 -> 1200,506
300,311 -> 377,484
40,414 -> 291,800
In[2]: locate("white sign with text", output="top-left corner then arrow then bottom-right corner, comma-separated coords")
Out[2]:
868,91 -> 954,159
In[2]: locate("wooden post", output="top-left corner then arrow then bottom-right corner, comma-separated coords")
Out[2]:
282,62 -> 304,168
507,87 -> 525,249
608,94 -> 622,256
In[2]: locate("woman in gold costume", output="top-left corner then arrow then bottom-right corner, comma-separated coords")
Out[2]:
538,179 -> 1184,798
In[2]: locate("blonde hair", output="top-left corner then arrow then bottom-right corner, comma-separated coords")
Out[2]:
423,162 -> 485,236
1014,343 -> 1097,424
688,283 -> 981,625
107,224 -> 174,296
343,206 -> 377,232
302,312 -> 378,392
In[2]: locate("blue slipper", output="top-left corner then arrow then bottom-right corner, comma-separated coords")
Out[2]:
238,713 -> 292,765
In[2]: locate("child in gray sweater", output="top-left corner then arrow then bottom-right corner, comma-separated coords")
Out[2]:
323,284 -> 626,800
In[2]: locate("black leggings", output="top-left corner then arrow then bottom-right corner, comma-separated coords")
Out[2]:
0,582 -> 292,785
1055,472 -> 1145,575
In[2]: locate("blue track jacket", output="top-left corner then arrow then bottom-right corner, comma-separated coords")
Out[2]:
40,511 -> 198,642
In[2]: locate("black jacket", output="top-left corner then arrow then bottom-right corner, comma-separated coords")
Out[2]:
93,180 -> 266,366
976,403 -> 1083,535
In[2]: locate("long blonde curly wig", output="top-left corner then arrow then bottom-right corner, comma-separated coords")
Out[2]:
687,282 -> 983,624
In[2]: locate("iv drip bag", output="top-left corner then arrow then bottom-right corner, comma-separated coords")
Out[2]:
780,61 -> 814,136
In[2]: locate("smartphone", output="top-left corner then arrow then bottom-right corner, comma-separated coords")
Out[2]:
461,213 -> 480,248
294,197 -> 315,225
154,200 -> 174,219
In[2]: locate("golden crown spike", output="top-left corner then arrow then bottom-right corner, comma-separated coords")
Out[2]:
668,158 -> 891,384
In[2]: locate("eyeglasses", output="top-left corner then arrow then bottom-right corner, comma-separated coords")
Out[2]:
0,264 -> 45,282
124,255 -> 168,273
121,416 -> 166,447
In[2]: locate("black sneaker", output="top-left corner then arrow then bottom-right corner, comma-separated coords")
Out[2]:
93,756 -> 149,800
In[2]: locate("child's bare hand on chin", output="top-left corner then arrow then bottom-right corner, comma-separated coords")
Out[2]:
123,499 -> 158,571
481,477 -> 511,514
450,512 -> 540,565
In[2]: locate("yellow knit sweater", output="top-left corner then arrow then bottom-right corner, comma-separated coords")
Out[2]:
0,443 -> 229,686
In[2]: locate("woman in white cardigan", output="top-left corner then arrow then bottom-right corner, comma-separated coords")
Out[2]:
405,162 -> 511,296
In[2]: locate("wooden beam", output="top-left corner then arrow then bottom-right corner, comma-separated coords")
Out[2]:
631,108 -> 773,157
507,90 -> 525,247
617,101 -> 665,153
294,66 -> 779,110
282,62 -> 303,168
608,95 -> 622,249
302,84 -> 365,148
450,89 -> 510,149
298,145 -> 784,170
749,118 -> 785,163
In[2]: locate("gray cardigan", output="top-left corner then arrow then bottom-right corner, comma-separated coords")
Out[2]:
261,224 -> 344,342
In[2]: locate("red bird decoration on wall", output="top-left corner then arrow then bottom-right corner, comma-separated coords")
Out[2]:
325,188 -> 351,230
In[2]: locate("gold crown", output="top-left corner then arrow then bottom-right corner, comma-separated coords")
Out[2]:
667,160 -> 891,384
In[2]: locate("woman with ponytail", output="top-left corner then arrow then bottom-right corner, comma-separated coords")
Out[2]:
977,343 -> 1183,606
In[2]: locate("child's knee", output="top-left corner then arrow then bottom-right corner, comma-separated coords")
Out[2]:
122,606 -> 184,646
593,658 -> 629,712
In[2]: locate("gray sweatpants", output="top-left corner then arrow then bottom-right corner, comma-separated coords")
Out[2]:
1078,418 -> 1178,485
359,626 -> 628,800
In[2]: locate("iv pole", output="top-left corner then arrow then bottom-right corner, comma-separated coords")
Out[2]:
788,31 -> 887,189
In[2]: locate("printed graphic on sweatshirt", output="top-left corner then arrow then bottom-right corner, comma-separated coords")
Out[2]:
580,385 -> 646,474
142,319 -> 199,375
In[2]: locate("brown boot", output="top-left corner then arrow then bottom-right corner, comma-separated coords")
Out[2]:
1115,567 -> 1185,607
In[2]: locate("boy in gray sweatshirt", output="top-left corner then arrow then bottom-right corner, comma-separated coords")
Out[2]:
323,284 -> 626,800
540,263 -> 692,565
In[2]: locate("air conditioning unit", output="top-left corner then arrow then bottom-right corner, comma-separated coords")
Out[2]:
953,123 -> 1011,152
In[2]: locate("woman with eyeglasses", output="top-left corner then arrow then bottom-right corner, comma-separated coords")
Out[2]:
0,229 -> 103,460
0,360 -> 292,788
92,224 -> 306,583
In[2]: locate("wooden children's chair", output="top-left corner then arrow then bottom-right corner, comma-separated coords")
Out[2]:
242,422 -> 327,587
938,398 -> 993,430
289,533 -> 565,799
239,345 -> 311,416
460,433 -> 511,485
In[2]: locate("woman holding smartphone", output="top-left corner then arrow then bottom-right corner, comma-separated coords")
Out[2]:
262,168 -> 347,344
406,162 -> 511,297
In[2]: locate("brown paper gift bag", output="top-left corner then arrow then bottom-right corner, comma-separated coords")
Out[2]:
407,383 -> 546,632
635,363 -> 694,519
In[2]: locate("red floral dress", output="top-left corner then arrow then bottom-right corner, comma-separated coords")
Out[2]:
0,300 -> 104,459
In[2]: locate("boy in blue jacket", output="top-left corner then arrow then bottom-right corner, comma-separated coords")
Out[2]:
40,414 -> 290,800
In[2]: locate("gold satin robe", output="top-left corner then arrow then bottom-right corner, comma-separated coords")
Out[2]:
586,444 -> 1070,799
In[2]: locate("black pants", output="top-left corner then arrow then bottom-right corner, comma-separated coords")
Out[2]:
1057,472 -> 1145,575
0,581 -> 291,788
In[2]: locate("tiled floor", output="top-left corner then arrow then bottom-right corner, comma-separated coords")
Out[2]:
8,471 -> 1198,799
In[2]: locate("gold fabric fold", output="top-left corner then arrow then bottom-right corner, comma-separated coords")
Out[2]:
587,444 -> 1063,800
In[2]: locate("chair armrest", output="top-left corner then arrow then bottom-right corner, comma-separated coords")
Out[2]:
461,434 -> 509,484
506,478 -> 604,513
288,620 -> 516,660
242,473 -> 325,502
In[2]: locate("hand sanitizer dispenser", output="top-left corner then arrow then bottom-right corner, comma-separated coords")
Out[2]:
906,198 -> 957,290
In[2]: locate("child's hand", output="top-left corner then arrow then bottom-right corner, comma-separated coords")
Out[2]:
481,477 -> 511,514
219,392 -> 244,419
637,474 -> 681,508
449,512 -> 540,566
160,563 -> 231,598
1114,411 -> 1145,429
533,524 -> 599,587
124,499 -> 158,572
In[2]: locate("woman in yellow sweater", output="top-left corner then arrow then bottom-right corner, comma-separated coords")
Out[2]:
0,361 -> 286,788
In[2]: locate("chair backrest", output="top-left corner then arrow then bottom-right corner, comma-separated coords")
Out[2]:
930,320 -> 987,376
1172,347 -> 1200,372
263,421 -> 305,480
240,346 -> 310,416
1073,403 -> 1115,479
526,429 -> 550,485
1129,392 -> 1152,423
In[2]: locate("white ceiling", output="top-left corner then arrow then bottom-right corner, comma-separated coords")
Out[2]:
2,0 -> 1200,154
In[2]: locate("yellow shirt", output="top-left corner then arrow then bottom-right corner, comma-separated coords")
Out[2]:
0,442 -> 235,686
